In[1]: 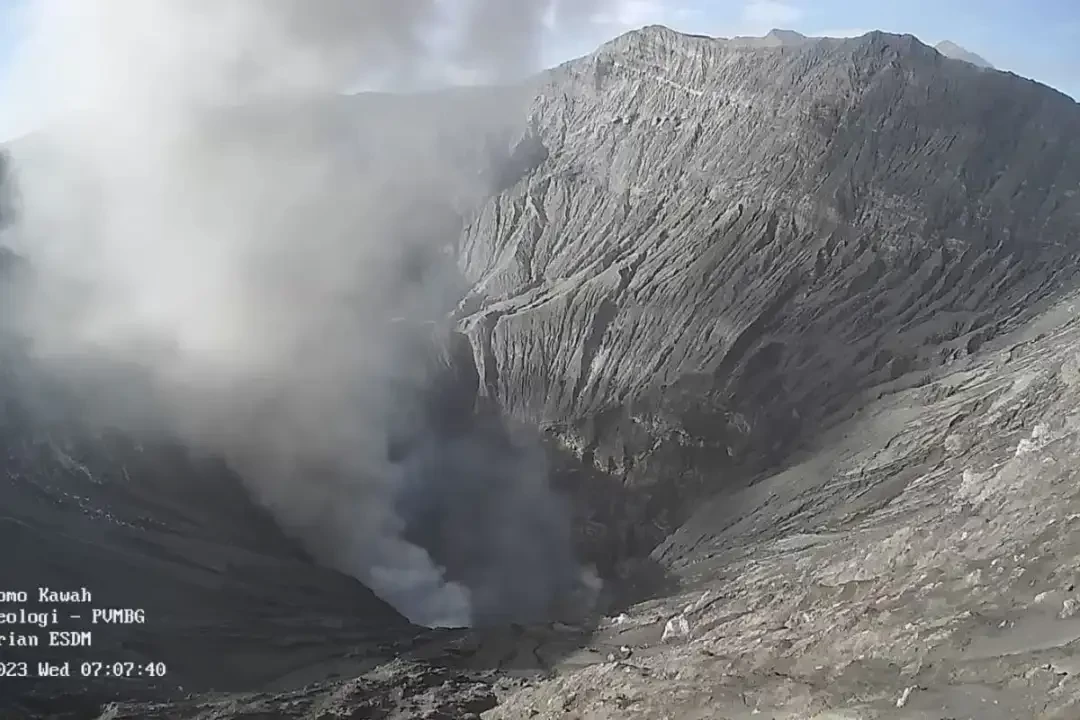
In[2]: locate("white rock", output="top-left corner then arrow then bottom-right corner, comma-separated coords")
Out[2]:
1060,598 -> 1079,619
662,614 -> 691,642
896,686 -> 915,708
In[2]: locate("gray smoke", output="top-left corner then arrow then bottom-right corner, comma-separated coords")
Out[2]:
0,0 -> 613,627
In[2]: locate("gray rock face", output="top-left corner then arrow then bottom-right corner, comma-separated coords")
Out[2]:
456,26 -> 1080,559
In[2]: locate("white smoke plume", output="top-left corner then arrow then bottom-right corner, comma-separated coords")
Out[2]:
0,0 -> 614,627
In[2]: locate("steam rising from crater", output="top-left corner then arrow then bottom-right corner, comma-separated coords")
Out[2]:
0,0 -> 611,627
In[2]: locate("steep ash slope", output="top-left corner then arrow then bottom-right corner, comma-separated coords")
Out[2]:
457,27 -> 1080,557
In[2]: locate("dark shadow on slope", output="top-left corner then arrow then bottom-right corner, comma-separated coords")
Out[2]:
0,349 -> 412,715
541,433 -> 682,612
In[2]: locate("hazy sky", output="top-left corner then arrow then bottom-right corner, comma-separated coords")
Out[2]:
0,0 -> 1076,139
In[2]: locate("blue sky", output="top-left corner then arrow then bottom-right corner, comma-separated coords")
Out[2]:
0,0 -> 1076,138
0,0 -> 22,139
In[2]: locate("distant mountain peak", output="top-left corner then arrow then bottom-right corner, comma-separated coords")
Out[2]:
934,40 -> 994,69
764,28 -> 808,44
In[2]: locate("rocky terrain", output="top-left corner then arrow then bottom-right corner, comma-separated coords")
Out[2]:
457,25 -> 1080,563
2,25 -> 1080,719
